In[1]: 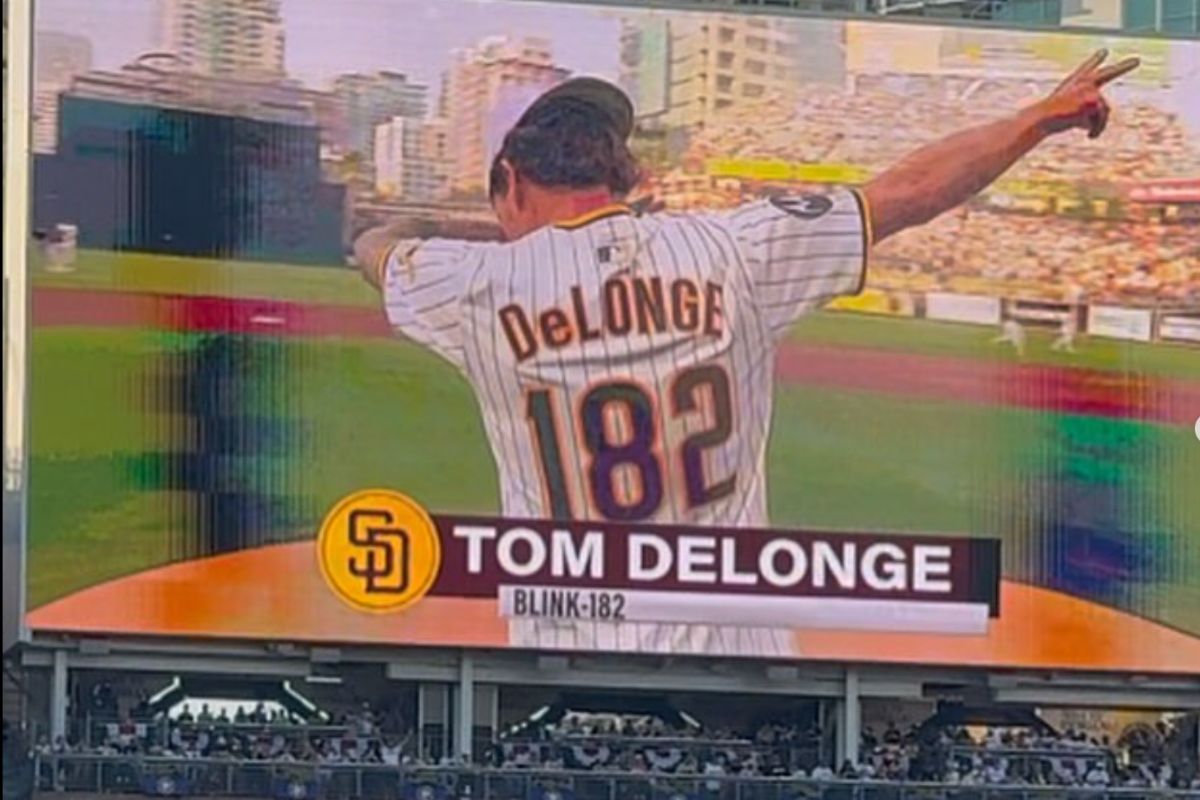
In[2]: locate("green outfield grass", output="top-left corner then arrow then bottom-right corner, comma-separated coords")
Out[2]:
31,250 -> 1200,379
33,249 -> 377,307
27,327 -> 1200,636
789,314 -> 1200,381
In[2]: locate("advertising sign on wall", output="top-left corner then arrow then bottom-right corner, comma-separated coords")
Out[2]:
925,293 -> 1003,326
1088,305 -> 1154,342
1159,314 -> 1200,343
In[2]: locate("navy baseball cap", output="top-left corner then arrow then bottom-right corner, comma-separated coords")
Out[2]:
516,77 -> 634,140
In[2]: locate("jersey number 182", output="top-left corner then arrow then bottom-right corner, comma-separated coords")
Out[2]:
525,364 -> 735,521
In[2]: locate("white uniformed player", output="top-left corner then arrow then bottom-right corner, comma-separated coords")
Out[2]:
993,318 -> 1028,357
1051,314 -> 1078,353
1053,283 -> 1084,353
356,53 -> 1138,656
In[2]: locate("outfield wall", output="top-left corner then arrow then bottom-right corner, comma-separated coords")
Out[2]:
835,288 -> 1198,346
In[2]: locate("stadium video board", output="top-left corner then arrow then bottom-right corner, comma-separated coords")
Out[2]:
22,0 -> 1200,673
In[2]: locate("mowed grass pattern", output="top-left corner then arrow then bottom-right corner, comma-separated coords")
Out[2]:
32,250 -> 1200,379
28,326 -> 1199,635
25,252 -> 1200,635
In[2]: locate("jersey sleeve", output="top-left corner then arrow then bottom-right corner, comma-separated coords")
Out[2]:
378,237 -> 478,370
725,189 -> 871,337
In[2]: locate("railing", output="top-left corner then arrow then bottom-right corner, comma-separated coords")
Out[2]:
32,756 -> 1200,800
496,735 -> 822,773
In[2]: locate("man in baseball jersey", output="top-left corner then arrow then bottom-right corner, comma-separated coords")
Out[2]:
355,51 -> 1138,656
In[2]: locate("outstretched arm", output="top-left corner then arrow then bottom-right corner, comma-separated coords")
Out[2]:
862,49 -> 1139,243
354,221 -> 430,290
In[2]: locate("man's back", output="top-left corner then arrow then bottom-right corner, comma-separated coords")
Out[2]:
380,191 -> 869,528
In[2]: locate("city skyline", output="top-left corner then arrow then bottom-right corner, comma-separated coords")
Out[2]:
33,0 -> 621,90
31,0 -> 1199,132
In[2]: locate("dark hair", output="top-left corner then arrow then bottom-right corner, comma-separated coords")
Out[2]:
489,99 -> 640,200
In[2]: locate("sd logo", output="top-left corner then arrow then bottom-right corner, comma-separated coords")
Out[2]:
317,490 -> 441,612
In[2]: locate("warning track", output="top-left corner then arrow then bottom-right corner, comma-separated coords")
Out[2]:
33,287 -> 1199,426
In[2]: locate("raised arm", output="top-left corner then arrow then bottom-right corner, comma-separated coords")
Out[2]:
351,223 -> 478,371
354,222 -> 425,290
862,49 -> 1139,243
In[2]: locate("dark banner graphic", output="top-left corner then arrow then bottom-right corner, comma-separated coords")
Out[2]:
312,492 -> 1000,636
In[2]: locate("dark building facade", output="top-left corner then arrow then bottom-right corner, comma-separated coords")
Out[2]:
34,95 -> 346,265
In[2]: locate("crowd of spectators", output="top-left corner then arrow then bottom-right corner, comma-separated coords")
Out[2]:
489,714 -> 817,779
29,705 -> 1200,792
857,720 -> 1200,792
36,701 -> 418,767
643,73 -> 1200,307
874,208 -> 1197,306
488,713 -> 1200,792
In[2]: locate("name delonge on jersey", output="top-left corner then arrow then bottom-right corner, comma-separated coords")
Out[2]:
498,274 -> 725,362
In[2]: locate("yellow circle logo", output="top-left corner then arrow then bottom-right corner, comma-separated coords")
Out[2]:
316,489 -> 441,613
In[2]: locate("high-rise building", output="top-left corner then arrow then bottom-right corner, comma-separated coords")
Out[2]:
35,31 -> 93,87
32,31 -> 93,154
661,15 -> 808,130
619,17 -> 671,124
621,14 -> 842,131
443,36 -> 568,194
374,116 -> 451,201
1061,0 -> 1124,28
331,71 -> 428,161
157,0 -> 285,78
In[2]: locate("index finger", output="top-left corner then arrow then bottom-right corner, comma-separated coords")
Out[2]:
1057,48 -> 1108,89
1094,56 -> 1140,86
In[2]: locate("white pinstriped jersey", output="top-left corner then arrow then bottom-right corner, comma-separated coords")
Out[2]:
383,189 -> 869,530
381,190 -> 869,657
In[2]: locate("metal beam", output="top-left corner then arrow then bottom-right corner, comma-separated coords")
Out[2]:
50,649 -> 68,739
19,638 -> 1200,707
994,687 -> 1200,710
3,0 -> 33,656
473,662 -> 847,696
839,667 -> 861,767
24,648 -> 310,677
385,662 -> 461,682
457,653 -> 475,761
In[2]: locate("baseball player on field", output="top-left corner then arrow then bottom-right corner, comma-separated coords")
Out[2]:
355,51 -> 1138,657
993,317 -> 1028,357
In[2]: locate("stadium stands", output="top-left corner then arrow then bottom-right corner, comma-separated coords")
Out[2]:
25,710 -> 1200,794
648,77 -> 1200,306
28,757 -> 1200,799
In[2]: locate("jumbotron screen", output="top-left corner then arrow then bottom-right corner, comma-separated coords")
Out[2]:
24,0 -> 1199,672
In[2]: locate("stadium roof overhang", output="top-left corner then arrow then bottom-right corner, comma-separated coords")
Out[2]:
17,634 -> 1200,711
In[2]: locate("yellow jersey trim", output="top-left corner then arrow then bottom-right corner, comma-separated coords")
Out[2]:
553,203 -> 632,231
374,241 -> 398,286
848,187 -> 873,296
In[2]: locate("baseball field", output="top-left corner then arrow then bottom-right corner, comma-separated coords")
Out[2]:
26,250 -> 1200,640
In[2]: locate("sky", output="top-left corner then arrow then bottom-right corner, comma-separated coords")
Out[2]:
31,0 -> 1198,129
33,0 -> 623,89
